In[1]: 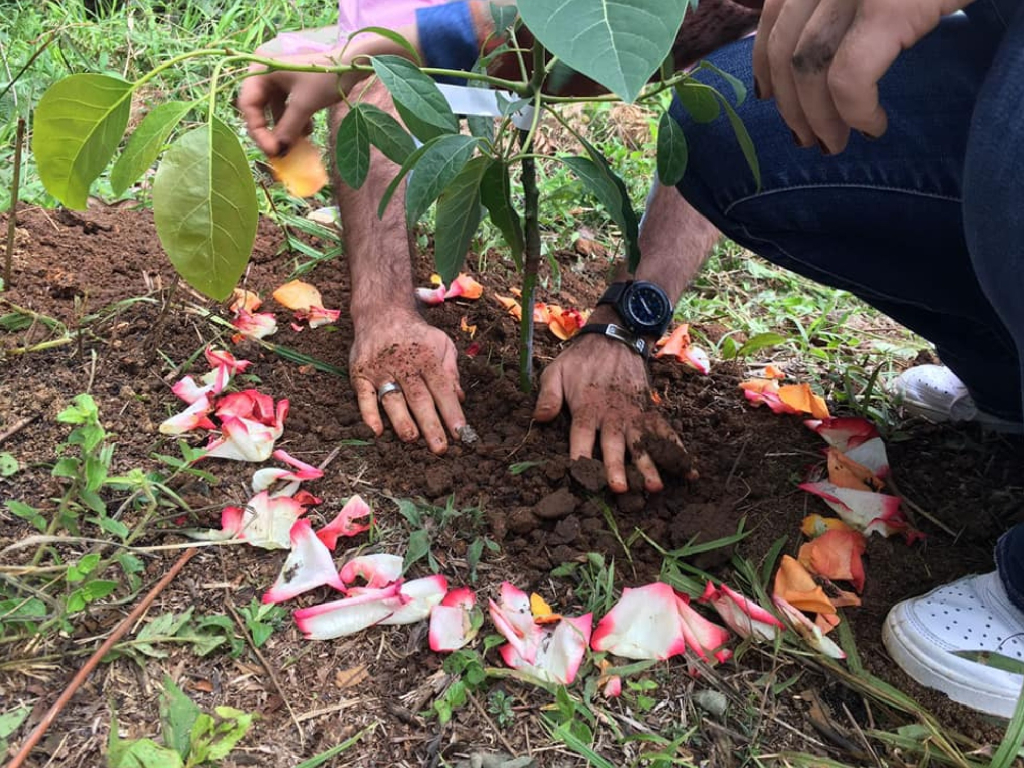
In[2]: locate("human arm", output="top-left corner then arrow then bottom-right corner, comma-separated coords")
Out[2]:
752,0 -> 976,153
533,183 -> 723,493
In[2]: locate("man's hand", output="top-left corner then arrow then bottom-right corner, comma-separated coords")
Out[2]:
349,310 -> 467,455
534,334 -> 685,494
753,0 -> 974,153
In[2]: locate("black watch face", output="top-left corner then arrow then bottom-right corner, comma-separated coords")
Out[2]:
625,285 -> 670,334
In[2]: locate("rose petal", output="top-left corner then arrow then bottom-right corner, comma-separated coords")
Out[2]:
203,415 -> 280,462
251,449 -> 324,494
339,554 -> 404,588
304,305 -> 340,329
699,581 -> 784,642
591,583 -> 688,661
798,529 -> 867,593
317,495 -> 372,549
230,289 -> 262,315
827,447 -> 885,493
843,436 -> 889,478
495,295 -> 523,321
772,555 -> 837,617
772,596 -> 846,659
267,136 -> 328,197
204,347 -> 252,375
273,279 -> 324,312
159,394 -> 217,435
293,582 -> 405,640
804,416 -> 879,451
232,310 -> 278,340
263,519 -> 346,604
677,595 -> 732,663
777,384 -> 830,419
231,491 -> 309,550
489,582 -> 546,664
416,285 -> 447,305
800,514 -> 853,538
499,613 -> 593,685
430,587 -> 479,652
445,273 -> 484,301
798,481 -> 908,538
378,575 -> 448,625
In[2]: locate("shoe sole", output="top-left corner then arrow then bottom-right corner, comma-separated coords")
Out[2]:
883,603 -> 1024,719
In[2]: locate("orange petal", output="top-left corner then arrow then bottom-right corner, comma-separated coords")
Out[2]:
778,383 -> 831,418
655,324 -> 691,359
739,377 -> 778,395
798,529 -> 867,593
546,306 -> 585,340
450,273 -> 484,300
762,364 -> 785,379
827,447 -> 885,492
460,316 -> 477,338
530,592 -> 562,625
800,514 -> 853,538
773,555 -> 836,616
273,279 -> 323,312
496,295 -> 522,321
533,302 -> 551,324
230,288 -> 262,314
267,137 -> 328,198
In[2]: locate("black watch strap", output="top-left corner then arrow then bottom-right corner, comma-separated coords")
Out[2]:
575,323 -> 648,358
597,281 -> 630,307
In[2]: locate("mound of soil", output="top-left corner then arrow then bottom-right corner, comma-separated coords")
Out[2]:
1,205 -> 1022,766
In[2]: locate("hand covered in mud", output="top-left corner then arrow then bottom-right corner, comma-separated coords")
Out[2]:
350,310 -> 468,455
753,0 -> 972,153
534,332 -> 688,494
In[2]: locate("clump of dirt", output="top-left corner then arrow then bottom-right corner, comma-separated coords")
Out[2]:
1,205 -> 1023,766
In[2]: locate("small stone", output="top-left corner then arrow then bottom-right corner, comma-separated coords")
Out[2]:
615,491 -> 645,515
507,507 -> 540,535
424,466 -> 453,496
533,487 -> 579,520
553,515 -> 582,544
458,424 -> 479,444
693,689 -> 728,717
569,457 -> 607,493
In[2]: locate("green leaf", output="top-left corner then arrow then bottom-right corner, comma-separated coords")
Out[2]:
110,101 -> 192,196
0,705 -> 30,755
479,161 -> 524,268
6,501 -> 46,532
159,676 -> 200,761
108,735 -> 184,768
189,707 -> 252,763
404,135 -> 479,230
84,579 -> 119,601
371,55 -> 458,142
335,107 -> 370,189
579,137 -> 640,266
517,0 -> 692,102
434,156 -> 489,284
719,96 -> 761,188
561,153 -> 640,268
347,26 -> 421,63
656,111 -> 688,186
95,514 -> 131,541
153,117 -> 259,301
404,529 -> 432,573
33,74 -> 133,209
376,137 -> 442,219
736,331 -> 787,358
0,452 -> 19,477
698,61 -> 748,105
675,81 -> 721,124
356,103 -> 416,165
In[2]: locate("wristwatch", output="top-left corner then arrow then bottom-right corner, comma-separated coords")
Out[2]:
597,280 -> 673,339
575,323 -> 649,357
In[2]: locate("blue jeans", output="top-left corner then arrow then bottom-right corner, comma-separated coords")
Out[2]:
670,0 -> 1024,604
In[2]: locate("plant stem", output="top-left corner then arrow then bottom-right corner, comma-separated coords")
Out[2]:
518,138 -> 541,393
4,117 -> 25,290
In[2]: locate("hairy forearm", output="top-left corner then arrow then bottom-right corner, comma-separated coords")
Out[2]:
328,79 -> 417,322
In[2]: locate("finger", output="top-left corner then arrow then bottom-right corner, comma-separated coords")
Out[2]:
237,79 -> 282,157
765,0 -> 821,146
353,376 -> 384,437
380,385 -> 420,444
791,0 -> 857,152
752,0 -> 785,99
828,11 -> 903,138
568,406 -> 598,461
627,426 -> 665,494
600,421 -> 629,494
533,364 -> 565,422
400,376 -> 447,454
423,358 -> 467,439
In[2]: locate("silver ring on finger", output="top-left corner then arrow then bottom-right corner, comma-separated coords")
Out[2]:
377,381 -> 403,403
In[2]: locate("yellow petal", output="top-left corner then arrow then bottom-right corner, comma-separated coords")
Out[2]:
530,592 -> 561,624
267,137 -> 328,198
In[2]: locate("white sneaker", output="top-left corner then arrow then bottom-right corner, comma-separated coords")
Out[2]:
883,571 -> 1024,718
891,365 -> 1023,434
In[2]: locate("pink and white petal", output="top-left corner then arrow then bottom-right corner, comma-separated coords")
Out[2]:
442,587 -> 477,610
429,593 -> 480,652
159,395 -> 216,435
799,481 -> 902,536
198,363 -> 232,395
339,554 -> 404,588
489,582 -> 545,664
215,390 -> 274,422
445,273 -> 484,300
263,519 -> 346,604
251,467 -> 291,494
603,676 -> 623,698
498,614 -> 593,685
306,305 -> 340,329
803,417 -> 879,451
772,596 -> 846,659
237,491 -> 307,550
221,505 -> 245,537
203,416 -> 278,462
700,582 -> 783,642
252,449 -> 324,494
232,310 -> 278,340
681,345 -> 711,375
843,437 -> 890,478
380,575 -> 449,625
416,285 -> 447,305
294,583 -> 404,640
591,583 -> 688,661
204,347 -> 252,374
317,495 -> 373,549
676,595 -> 732,663
171,376 -> 209,405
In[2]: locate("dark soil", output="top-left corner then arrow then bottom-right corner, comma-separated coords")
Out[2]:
2,205 -> 1023,767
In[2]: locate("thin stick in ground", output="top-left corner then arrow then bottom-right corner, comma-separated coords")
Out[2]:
4,116 -> 25,290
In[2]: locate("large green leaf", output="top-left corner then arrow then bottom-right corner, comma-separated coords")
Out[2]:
335,106 -> 370,188
675,81 -> 721,124
517,0 -> 691,102
371,55 -> 459,142
356,103 -> 416,165
479,160 -> 524,268
33,73 -> 133,209
562,154 -> 640,265
404,135 -> 479,230
376,136 -> 444,219
110,100 -> 192,197
434,156 -> 489,284
159,676 -> 200,761
719,95 -> 761,188
152,117 -> 258,301
656,111 -> 688,186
